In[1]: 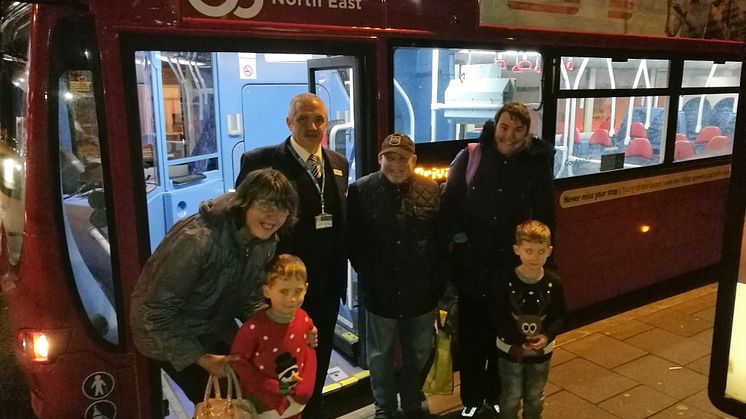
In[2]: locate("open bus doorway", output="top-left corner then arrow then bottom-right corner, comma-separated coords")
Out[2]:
132,49 -> 366,417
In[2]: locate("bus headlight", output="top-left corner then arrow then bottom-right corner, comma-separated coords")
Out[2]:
18,331 -> 50,362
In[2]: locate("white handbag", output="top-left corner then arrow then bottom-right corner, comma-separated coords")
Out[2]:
194,366 -> 257,419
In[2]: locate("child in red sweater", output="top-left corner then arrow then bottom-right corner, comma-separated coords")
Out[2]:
231,254 -> 316,418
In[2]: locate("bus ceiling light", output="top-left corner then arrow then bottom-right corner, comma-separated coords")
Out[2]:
640,224 -> 651,234
18,331 -> 50,362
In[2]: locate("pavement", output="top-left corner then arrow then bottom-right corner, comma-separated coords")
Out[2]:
339,283 -> 737,419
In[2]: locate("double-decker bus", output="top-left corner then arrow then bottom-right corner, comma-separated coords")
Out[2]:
1,0 -> 743,417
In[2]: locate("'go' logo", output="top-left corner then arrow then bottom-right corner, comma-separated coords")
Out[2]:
188,0 -> 264,19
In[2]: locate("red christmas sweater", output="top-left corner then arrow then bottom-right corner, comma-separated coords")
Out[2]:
230,308 -> 316,415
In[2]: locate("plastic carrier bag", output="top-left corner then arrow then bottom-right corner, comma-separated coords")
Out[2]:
423,309 -> 454,395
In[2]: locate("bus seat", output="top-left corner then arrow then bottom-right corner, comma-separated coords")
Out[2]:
676,133 -> 688,142
630,121 -> 647,139
588,129 -> 612,158
558,127 -> 581,144
674,140 -> 696,161
624,137 -> 653,160
589,129 -> 612,147
696,126 -> 721,144
704,135 -> 733,156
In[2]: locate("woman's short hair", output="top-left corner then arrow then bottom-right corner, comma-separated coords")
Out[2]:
230,168 -> 299,233
265,254 -> 308,286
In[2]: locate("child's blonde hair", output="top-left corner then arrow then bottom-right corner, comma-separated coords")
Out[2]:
515,220 -> 551,245
265,254 -> 307,286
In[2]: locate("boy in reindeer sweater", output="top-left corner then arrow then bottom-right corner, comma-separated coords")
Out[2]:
491,220 -> 566,419
231,254 -> 316,419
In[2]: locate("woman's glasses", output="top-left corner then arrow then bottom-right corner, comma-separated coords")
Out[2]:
252,199 -> 290,216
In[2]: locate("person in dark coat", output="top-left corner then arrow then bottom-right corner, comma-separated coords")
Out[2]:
130,168 -> 299,404
441,101 -> 556,418
347,134 -> 446,419
235,93 -> 349,418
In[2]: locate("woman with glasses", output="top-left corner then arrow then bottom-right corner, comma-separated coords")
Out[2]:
130,168 -> 300,404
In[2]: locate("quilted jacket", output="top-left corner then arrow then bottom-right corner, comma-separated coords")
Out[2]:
130,193 -> 278,371
347,171 -> 447,318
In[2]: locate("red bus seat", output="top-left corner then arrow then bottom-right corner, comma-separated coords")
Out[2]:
704,135 -> 732,156
674,140 -> 695,161
695,126 -> 721,144
589,129 -> 612,147
630,121 -> 647,139
624,137 -> 653,160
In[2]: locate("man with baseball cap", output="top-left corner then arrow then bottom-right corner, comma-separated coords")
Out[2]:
347,134 -> 446,419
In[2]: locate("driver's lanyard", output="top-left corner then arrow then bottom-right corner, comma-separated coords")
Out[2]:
288,143 -> 328,214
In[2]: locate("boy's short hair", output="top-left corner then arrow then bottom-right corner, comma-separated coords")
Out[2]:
230,168 -> 299,233
265,254 -> 307,286
515,220 -> 551,245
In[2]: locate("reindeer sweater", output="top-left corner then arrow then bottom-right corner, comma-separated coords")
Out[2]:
492,268 -> 566,363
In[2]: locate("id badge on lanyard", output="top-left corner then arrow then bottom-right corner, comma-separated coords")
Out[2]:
289,144 -> 333,230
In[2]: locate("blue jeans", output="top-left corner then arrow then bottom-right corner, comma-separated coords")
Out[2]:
497,357 -> 550,419
366,309 -> 436,415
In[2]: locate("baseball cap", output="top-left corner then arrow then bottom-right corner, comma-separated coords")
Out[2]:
379,133 -> 415,158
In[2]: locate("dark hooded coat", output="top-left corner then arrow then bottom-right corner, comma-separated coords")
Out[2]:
441,120 -> 556,298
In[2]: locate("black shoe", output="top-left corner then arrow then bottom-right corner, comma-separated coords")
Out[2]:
374,408 -> 397,419
405,409 -> 430,419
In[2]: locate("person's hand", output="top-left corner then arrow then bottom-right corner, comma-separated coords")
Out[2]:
523,334 -> 548,350
306,326 -> 318,348
197,354 -> 240,377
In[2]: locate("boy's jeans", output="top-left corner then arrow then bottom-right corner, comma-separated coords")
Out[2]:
366,309 -> 436,415
497,357 -> 550,419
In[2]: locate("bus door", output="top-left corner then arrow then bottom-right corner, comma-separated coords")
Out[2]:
134,47 -> 369,414
307,57 -> 368,376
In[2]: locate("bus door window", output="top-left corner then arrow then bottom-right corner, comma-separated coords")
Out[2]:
674,60 -> 741,161
58,70 -> 119,344
135,51 -> 222,250
0,3 -> 29,272
308,57 -> 362,359
555,57 -> 671,178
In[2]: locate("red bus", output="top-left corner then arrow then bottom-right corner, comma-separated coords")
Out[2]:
0,0 -> 742,417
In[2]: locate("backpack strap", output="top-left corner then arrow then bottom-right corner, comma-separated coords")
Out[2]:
465,143 -> 481,186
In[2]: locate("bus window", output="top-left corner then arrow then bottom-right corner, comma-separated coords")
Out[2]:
674,61 -> 741,162
558,57 -> 670,90
393,47 -> 543,142
555,96 -> 669,177
555,57 -> 671,178
59,70 -> 119,344
0,3 -> 29,270
682,60 -> 742,88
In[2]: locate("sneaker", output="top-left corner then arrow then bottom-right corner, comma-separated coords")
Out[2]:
492,403 -> 500,414
460,406 -> 479,417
